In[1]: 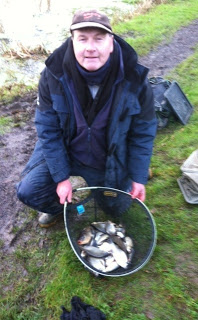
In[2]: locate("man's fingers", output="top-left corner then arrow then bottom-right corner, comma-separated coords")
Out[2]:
131,191 -> 145,202
138,192 -> 145,202
59,191 -> 72,204
56,179 -> 73,204
130,182 -> 146,202
59,193 -> 66,204
67,190 -> 72,203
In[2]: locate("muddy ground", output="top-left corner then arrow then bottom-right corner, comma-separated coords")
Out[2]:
1,19 -> 198,255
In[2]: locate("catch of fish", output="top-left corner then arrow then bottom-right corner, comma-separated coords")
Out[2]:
77,220 -> 134,273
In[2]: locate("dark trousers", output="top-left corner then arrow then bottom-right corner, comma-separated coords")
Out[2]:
16,159 -> 106,215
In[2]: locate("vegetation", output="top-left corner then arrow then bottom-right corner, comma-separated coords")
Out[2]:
0,0 -> 198,319
0,82 -> 37,105
0,116 -> 13,134
113,0 -> 198,56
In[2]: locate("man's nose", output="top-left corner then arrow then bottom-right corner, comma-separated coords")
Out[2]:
86,39 -> 96,51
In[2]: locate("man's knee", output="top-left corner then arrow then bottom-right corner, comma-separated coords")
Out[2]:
16,180 -> 32,205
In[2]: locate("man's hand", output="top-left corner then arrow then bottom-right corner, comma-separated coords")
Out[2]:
130,182 -> 146,202
56,179 -> 72,204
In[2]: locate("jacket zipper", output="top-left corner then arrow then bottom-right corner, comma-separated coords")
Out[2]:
88,127 -> 91,153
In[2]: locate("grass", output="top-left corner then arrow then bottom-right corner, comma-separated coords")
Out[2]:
0,0 -> 198,319
0,82 -> 37,105
0,82 -> 37,133
2,43 -> 49,60
113,0 -> 198,56
0,116 -> 14,134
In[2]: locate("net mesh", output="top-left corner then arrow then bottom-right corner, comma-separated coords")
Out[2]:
65,187 -> 157,276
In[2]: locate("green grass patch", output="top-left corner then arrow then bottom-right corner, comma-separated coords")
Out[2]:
123,0 -> 139,4
0,116 -> 13,134
0,224 -> 57,320
113,0 -> 198,56
0,82 -> 37,105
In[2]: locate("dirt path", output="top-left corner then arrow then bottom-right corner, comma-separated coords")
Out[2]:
139,19 -> 198,77
1,19 -> 198,253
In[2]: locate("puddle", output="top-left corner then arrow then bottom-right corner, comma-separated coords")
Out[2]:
0,56 -> 45,87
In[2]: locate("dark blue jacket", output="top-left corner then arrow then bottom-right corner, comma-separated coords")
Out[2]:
23,35 -> 157,188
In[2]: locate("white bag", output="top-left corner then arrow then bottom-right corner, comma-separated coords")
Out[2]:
177,150 -> 198,204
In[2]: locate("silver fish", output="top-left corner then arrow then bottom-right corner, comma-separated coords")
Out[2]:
111,235 -> 128,253
77,221 -> 134,273
116,231 -> 125,239
124,236 -> 134,253
104,255 -> 119,272
79,245 -> 109,258
94,231 -> 104,242
77,226 -> 95,245
80,250 -> 87,258
89,237 -> 97,247
95,232 -> 109,246
91,222 -> 107,233
99,241 -> 112,252
116,225 -> 126,234
87,256 -> 106,272
127,248 -> 135,263
106,220 -> 116,235
109,241 -> 128,269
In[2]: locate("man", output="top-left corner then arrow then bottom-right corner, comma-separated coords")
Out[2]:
17,9 -> 157,227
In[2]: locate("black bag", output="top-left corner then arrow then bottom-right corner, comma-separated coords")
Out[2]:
149,76 -> 172,130
60,296 -> 106,320
149,76 -> 194,130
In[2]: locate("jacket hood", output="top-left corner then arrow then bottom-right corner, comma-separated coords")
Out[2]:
45,39 -> 70,78
113,34 -> 148,81
114,34 -> 137,67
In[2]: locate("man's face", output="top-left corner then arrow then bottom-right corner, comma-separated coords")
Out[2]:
72,28 -> 114,71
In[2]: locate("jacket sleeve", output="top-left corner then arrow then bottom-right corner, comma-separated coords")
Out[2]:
35,68 -> 71,183
127,78 -> 157,184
